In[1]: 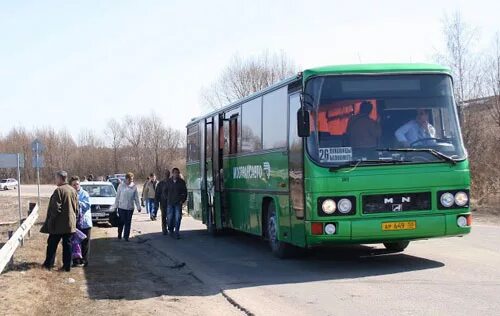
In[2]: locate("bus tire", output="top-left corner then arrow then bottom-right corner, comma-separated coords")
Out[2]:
267,202 -> 299,258
383,241 -> 410,252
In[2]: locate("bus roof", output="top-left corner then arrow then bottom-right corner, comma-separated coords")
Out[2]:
303,63 -> 450,79
188,63 -> 450,126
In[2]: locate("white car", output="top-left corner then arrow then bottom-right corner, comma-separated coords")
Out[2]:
80,181 -> 117,226
0,178 -> 18,190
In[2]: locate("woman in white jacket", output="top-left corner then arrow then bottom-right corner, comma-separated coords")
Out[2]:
113,172 -> 141,241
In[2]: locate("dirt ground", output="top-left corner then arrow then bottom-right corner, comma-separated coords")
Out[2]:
0,193 -> 242,316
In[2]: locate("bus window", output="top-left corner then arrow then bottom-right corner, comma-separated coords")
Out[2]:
241,97 -> 262,152
263,87 -> 287,149
187,125 -> 200,162
229,116 -> 238,154
224,108 -> 241,155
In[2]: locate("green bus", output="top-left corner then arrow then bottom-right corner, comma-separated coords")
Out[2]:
186,63 -> 471,257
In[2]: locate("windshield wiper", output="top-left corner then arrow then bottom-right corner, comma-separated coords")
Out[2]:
376,148 -> 457,165
328,159 -> 410,172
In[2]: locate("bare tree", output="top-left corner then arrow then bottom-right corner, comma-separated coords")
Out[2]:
123,116 -> 146,175
437,11 -> 483,103
201,50 -> 298,109
486,33 -> 500,128
105,118 -> 124,173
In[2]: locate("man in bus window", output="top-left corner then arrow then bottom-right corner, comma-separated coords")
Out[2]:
395,109 -> 436,147
345,101 -> 381,148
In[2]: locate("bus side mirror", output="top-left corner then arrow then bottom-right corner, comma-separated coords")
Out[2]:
297,109 -> 310,137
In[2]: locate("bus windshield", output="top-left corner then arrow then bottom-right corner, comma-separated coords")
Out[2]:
303,74 -> 466,167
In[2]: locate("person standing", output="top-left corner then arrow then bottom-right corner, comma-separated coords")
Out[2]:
41,171 -> 79,272
113,172 -> 141,241
166,168 -> 187,239
69,176 -> 92,267
143,173 -> 158,221
155,170 -> 170,235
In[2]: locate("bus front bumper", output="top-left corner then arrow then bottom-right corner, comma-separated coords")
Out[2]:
305,213 -> 471,247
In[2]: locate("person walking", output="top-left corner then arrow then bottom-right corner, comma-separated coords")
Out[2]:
69,176 -> 92,267
113,172 -> 141,241
41,171 -> 79,272
155,170 -> 170,235
141,176 -> 150,214
166,168 -> 187,239
143,173 -> 158,221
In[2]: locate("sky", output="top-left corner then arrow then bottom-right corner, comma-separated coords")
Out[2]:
0,0 -> 498,141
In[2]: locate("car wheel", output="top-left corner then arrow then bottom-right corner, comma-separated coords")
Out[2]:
383,241 -> 410,252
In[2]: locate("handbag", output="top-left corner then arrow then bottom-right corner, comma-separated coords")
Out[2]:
109,209 -> 119,227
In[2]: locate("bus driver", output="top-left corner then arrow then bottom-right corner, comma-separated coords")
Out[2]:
395,109 -> 436,147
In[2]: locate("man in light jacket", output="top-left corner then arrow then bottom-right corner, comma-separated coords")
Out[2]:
113,172 -> 141,241
41,171 -> 79,272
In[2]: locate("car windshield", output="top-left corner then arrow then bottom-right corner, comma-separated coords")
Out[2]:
0,180 -> 7,183
81,185 -> 116,197
303,74 -> 466,167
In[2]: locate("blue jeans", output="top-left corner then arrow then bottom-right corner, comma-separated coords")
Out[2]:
167,203 -> 182,236
117,208 -> 133,240
146,198 -> 157,217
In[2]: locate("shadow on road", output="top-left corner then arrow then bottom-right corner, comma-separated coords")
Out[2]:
84,225 -> 445,301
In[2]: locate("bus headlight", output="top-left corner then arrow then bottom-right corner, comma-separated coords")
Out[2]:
457,216 -> 468,227
324,223 -> 336,235
337,198 -> 352,214
454,191 -> 468,207
322,199 -> 336,214
440,192 -> 455,208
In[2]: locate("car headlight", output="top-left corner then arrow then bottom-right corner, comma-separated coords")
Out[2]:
440,192 -> 455,208
322,199 -> 336,214
454,191 -> 468,207
337,198 -> 352,214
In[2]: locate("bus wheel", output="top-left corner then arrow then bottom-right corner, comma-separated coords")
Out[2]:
267,202 -> 298,258
383,241 -> 410,252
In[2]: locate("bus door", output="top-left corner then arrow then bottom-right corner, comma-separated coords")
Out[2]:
288,92 -> 306,247
200,117 -> 211,227
205,114 -> 225,232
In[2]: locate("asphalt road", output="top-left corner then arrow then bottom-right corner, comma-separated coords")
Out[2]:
0,184 -> 55,198
130,212 -> 500,316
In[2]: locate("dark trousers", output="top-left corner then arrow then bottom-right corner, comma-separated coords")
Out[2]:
44,233 -> 72,270
167,203 -> 182,236
80,227 -> 91,263
117,208 -> 133,240
160,204 -> 168,233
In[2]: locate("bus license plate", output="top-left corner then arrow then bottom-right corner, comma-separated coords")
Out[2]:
382,221 -> 416,231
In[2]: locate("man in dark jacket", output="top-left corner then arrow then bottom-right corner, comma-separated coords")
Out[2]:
155,170 -> 170,235
41,170 -> 79,272
166,168 -> 187,239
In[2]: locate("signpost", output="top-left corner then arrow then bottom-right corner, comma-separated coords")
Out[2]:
31,139 -> 45,207
0,153 -> 24,224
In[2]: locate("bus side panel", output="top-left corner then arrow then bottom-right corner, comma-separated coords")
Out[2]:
290,212 -> 306,247
186,162 -> 202,220
224,192 -> 291,240
277,195 -> 292,243
224,191 -> 258,234
223,150 -> 289,235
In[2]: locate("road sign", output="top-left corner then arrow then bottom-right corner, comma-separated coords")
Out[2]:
0,153 -> 24,168
31,139 -> 45,153
32,156 -> 44,168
